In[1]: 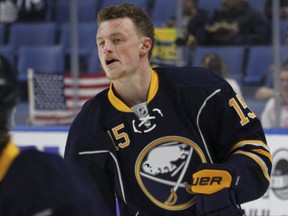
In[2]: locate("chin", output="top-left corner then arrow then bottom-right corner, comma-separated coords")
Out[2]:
105,69 -> 125,81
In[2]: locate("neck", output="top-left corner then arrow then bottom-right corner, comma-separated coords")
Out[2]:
112,64 -> 152,108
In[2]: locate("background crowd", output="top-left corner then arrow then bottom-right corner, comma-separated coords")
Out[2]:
0,0 -> 288,128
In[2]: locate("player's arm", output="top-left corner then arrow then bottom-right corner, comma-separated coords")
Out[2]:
221,93 -> 272,203
65,120 -> 117,215
193,83 -> 272,215
41,152 -> 113,216
189,144 -> 271,216
73,151 -> 117,214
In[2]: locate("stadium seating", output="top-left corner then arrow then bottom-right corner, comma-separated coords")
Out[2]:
7,0 -> 288,127
17,45 -> 64,82
87,47 -> 102,74
243,45 -> 288,85
59,22 -> 97,57
8,22 -> 56,53
192,46 -> 246,81
54,0 -> 97,25
151,0 -> 177,27
244,46 -> 273,85
59,22 -> 98,72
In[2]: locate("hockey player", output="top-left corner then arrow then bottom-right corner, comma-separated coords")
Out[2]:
65,3 -> 272,216
0,55 -> 110,215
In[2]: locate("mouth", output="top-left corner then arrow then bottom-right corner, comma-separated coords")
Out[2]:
105,58 -> 118,66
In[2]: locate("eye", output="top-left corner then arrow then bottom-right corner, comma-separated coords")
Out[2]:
97,41 -> 105,48
113,38 -> 122,44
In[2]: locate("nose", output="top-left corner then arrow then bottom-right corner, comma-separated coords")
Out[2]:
103,40 -> 113,54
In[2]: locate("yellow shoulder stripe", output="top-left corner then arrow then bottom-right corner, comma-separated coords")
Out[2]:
234,150 -> 270,182
230,140 -> 269,153
0,140 -> 20,182
251,148 -> 272,163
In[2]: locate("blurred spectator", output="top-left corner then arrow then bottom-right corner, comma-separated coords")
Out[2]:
200,0 -> 270,45
261,60 -> 288,128
0,0 -> 18,23
165,0 -> 208,48
13,0 -> 47,22
255,64 -> 275,101
265,0 -> 288,21
0,0 -> 47,23
255,85 -> 274,100
201,53 -> 243,98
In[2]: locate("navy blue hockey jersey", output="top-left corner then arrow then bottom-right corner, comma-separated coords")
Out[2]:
0,141 -> 111,216
65,67 -> 272,215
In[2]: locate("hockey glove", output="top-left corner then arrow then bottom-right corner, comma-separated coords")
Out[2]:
188,163 -> 245,216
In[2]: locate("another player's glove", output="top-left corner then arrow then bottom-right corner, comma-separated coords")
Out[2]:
187,163 -> 245,216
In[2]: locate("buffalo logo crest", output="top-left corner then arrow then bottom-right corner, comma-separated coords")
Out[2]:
135,136 -> 207,211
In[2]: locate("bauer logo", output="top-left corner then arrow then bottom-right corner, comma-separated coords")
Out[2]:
192,176 -> 223,186
270,148 -> 288,200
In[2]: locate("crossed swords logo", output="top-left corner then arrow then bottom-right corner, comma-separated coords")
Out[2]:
131,102 -> 163,133
165,147 -> 194,205
139,144 -> 194,205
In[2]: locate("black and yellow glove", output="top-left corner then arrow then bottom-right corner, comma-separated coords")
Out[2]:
188,163 -> 245,216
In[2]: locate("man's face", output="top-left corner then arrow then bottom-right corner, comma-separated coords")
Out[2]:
96,18 -> 144,80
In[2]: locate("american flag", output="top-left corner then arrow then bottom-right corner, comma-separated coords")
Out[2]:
28,69 -> 110,126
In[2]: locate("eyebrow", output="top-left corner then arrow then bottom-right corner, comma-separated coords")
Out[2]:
97,32 -> 125,41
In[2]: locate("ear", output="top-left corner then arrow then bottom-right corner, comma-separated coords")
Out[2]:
139,37 -> 152,57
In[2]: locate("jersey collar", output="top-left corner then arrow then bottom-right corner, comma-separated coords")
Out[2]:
0,140 -> 20,182
108,69 -> 159,112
